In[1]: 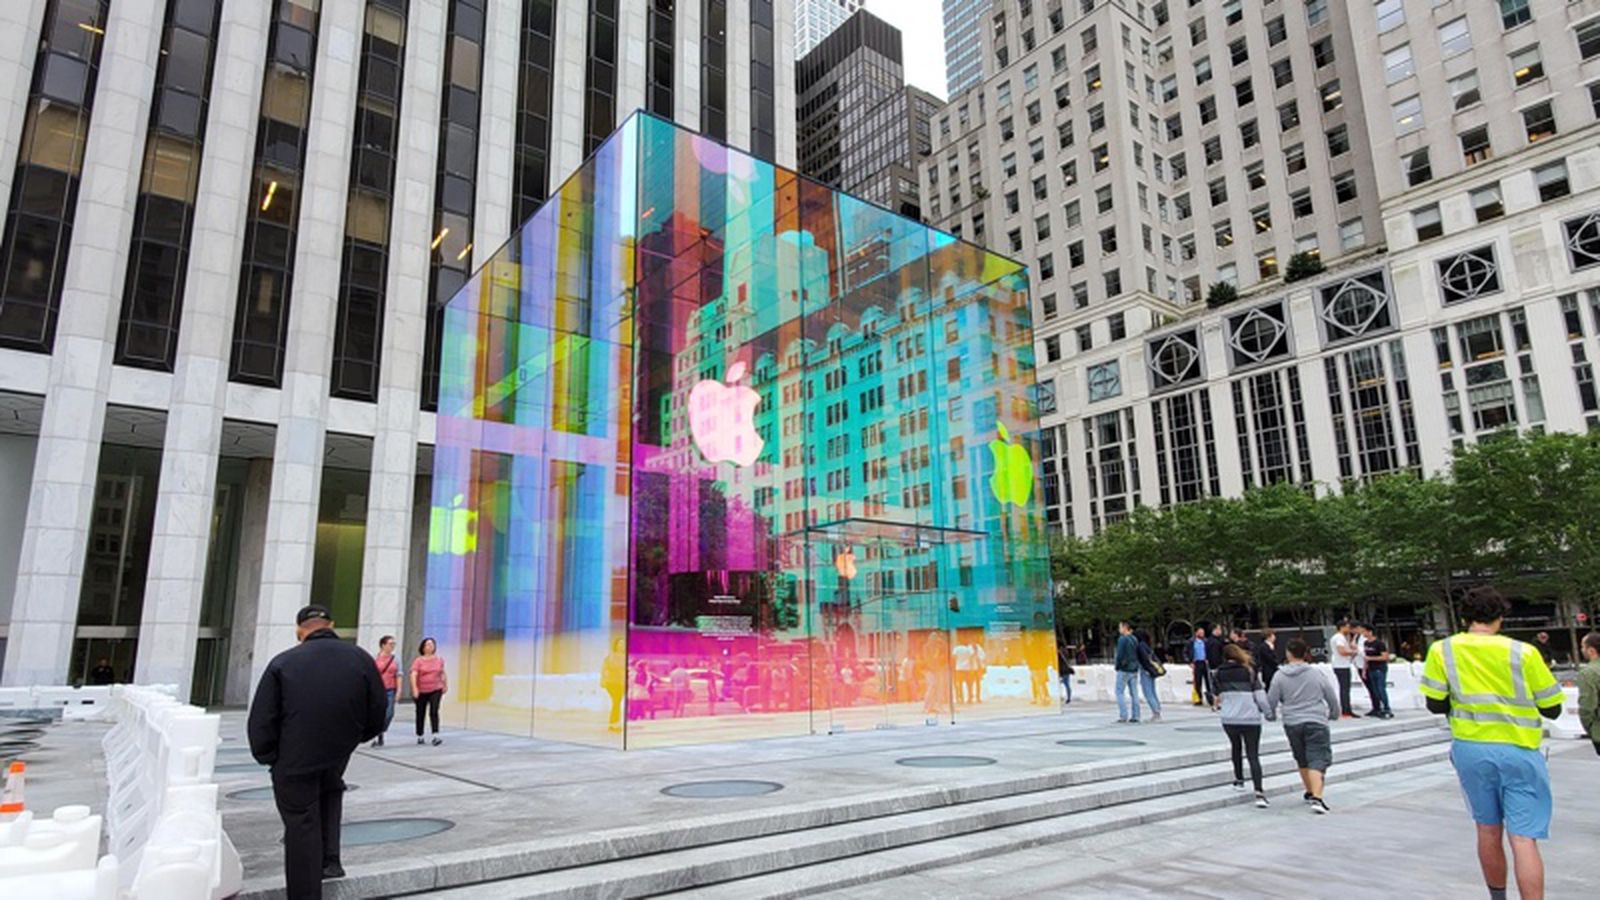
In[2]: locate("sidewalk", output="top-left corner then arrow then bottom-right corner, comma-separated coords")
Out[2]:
822,740 -> 1600,899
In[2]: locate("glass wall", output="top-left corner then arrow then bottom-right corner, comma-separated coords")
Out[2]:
425,113 -> 1053,749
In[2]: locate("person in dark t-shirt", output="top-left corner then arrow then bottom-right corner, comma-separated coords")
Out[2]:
1360,624 -> 1393,719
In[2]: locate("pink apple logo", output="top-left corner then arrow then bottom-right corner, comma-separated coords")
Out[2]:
689,361 -> 764,467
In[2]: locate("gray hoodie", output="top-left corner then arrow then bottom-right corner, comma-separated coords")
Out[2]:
1265,662 -> 1341,727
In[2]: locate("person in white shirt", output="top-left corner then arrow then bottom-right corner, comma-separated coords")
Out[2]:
951,641 -> 975,704
1329,620 -> 1358,718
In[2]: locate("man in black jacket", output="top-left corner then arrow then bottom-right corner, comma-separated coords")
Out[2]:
249,605 -> 387,900
1252,629 -> 1280,690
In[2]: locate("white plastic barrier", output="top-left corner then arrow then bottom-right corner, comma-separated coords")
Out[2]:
1545,685 -> 1586,740
0,685 -> 119,721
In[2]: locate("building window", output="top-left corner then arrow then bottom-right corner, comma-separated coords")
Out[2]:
1252,205 -> 1272,234
1087,361 -> 1121,402
1450,70 -> 1481,110
330,0 -> 410,401
1414,205 -> 1443,241
1225,0 -> 1244,26
1312,37 -> 1335,68
1235,77 -> 1254,106
1440,17 -> 1472,58
1578,17 -> 1600,60
1227,302 -> 1291,368
115,0 -> 223,371
750,0 -> 776,159
1279,100 -> 1300,131
1384,45 -> 1414,84
1392,96 -> 1423,136
1109,312 -> 1127,341
1437,245 -> 1502,305
1320,79 -> 1343,113
1039,253 -> 1055,280
1148,329 -> 1203,391
1327,124 -> 1349,156
1461,125 -> 1492,165
1272,58 -> 1294,88
1405,148 -> 1432,186
1332,172 -> 1358,204
1319,270 -> 1393,344
1467,184 -> 1504,223
1500,0 -> 1531,30
1104,268 -> 1122,296
1305,0 -> 1329,27
1292,190 -> 1314,218
1285,143 -> 1306,174
1564,212 -> 1600,270
699,0 -> 726,139
1230,38 -> 1248,67
1152,389 -> 1220,504
514,0 -> 559,224
1258,252 -> 1278,279
1511,46 -> 1544,87
1340,219 -> 1365,251
230,0 -> 325,385
1523,102 -> 1556,143
1534,160 -> 1570,201
1044,335 -> 1061,362
1077,323 -> 1093,352
1376,0 -> 1405,33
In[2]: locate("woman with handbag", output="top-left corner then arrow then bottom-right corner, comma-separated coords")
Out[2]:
371,635 -> 399,747
1136,630 -> 1165,723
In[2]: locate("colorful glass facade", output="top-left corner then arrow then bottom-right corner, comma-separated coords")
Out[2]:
423,113 -> 1054,748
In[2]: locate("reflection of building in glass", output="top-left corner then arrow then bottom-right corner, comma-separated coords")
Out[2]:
425,113 -> 1055,748
797,10 -> 942,220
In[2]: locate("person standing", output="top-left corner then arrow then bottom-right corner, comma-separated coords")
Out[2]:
1205,625 -> 1226,710
248,605 -> 386,899
1135,630 -> 1164,723
371,636 -> 400,747
1249,630 -> 1278,690
1329,620 -> 1358,718
1579,632 -> 1600,757
1058,641 -> 1075,707
410,637 -> 448,745
1531,631 -> 1553,666
89,657 -> 116,686
1215,643 -> 1272,808
951,640 -> 974,704
1190,627 -> 1213,707
1113,622 -> 1142,724
1265,638 -> 1340,814
1420,588 -> 1564,900
1360,625 -> 1393,719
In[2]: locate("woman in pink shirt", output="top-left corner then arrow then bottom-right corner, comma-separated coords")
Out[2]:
410,638 -> 447,746
372,635 -> 399,747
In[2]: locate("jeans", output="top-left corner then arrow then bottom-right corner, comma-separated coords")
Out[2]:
271,760 -> 348,900
1139,670 -> 1162,716
1365,665 -> 1390,713
414,689 -> 442,736
1060,672 -> 1073,702
1223,723 -> 1264,791
1334,667 -> 1353,715
1115,669 -> 1142,721
382,689 -> 396,734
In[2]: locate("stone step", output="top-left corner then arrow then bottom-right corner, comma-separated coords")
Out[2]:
680,741 -> 1451,900
416,722 -> 1448,899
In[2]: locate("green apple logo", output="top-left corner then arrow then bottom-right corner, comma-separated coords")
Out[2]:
428,494 -> 478,556
988,424 -> 1035,507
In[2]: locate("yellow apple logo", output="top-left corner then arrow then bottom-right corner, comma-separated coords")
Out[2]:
428,494 -> 478,556
988,424 -> 1035,507
834,549 -> 858,579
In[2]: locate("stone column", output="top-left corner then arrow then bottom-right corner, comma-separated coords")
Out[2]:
547,0 -> 589,179
2,1 -> 164,686
614,0 -> 648,123
223,457 -> 272,706
725,0 -> 750,151
676,0 -> 702,132
472,0 -> 518,261
135,0 -> 273,693
355,0 -> 448,657
0,1 -> 47,221
249,1 -> 366,683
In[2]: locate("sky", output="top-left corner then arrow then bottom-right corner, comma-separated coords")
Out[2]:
863,0 -> 951,100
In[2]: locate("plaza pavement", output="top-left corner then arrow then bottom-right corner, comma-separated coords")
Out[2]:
819,739 -> 1600,900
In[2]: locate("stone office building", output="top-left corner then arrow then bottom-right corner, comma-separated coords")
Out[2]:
0,0 -> 794,703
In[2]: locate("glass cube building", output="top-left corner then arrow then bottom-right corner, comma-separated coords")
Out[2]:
423,113 -> 1054,748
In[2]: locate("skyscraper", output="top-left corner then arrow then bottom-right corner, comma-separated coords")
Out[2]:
795,0 -> 865,58
921,0 -> 1600,539
943,0 -> 991,98
797,9 -> 941,218
0,0 -> 794,698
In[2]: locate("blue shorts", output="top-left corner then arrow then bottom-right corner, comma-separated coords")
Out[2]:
1449,739 -> 1552,839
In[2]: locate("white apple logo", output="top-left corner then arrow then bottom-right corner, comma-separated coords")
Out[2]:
689,360 -> 765,467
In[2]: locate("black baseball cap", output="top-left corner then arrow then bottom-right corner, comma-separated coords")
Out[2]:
296,604 -> 332,624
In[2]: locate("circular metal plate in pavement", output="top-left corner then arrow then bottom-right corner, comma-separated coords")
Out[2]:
661,780 -> 785,799
340,818 -> 454,847
1056,739 -> 1147,748
895,755 -> 997,768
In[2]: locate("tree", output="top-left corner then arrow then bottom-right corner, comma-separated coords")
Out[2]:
1282,251 -> 1326,283
1205,281 -> 1238,309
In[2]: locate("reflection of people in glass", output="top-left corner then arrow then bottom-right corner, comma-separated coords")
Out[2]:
89,657 -> 116,686
669,663 -> 690,717
1025,618 -> 1056,706
951,641 -> 974,704
921,631 -> 951,715
601,639 -> 625,732
630,660 -> 660,719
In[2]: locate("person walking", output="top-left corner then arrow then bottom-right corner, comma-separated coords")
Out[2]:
1113,622 -> 1142,724
371,636 -> 400,747
1579,632 -> 1600,757
1215,643 -> 1272,808
248,605 -> 386,900
1265,638 -> 1340,814
1252,629 -> 1280,691
1420,587 -> 1564,900
1190,627 -> 1214,707
1057,640 -> 1075,707
1135,629 -> 1164,723
1205,625 -> 1226,710
1329,619 -> 1358,718
1360,624 -> 1393,719
411,637 -> 448,745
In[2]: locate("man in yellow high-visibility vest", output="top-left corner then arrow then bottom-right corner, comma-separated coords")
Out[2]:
1421,587 -> 1564,900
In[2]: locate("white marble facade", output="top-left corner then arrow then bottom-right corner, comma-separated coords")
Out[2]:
0,0 -> 796,698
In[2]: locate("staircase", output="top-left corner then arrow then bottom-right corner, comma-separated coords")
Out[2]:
408,716 -> 1449,900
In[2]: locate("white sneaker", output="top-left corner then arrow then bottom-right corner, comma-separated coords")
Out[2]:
1310,797 -> 1330,814
1254,792 -> 1270,809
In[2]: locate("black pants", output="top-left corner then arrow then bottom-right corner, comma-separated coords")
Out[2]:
1334,667 -> 1353,715
1223,723 -> 1264,792
415,689 -> 442,736
271,762 -> 347,900
1193,661 -> 1215,704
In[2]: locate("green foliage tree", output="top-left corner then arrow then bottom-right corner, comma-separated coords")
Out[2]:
1205,281 -> 1238,309
1282,251 -> 1326,283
